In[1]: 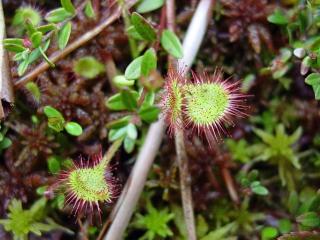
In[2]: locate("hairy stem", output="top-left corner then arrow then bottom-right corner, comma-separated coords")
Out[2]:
100,138 -> 123,169
14,0 -> 138,88
175,130 -> 196,240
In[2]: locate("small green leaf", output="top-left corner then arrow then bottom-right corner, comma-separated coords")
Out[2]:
126,26 -> 144,40
125,56 -> 143,79
126,123 -> 137,140
39,46 -> 55,67
18,59 -> 30,76
47,156 -> 61,174
113,75 -> 135,88
124,136 -> 135,153
305,73 -> 320,100
0,138 -> 12,150
120,90 -> 138,110
130,12 -> 156,42
141,48 -> 157,76
30,31 -> 43,48
267,9 -> 289,25
161,29 -> 183,59
44,106 -> 64,119
64,122 -> 83,136
4,44 -> 26,53
278,219 -> 292,234
261,227 -> 278,240
296,212 -> 320,227
138,105 -> 160,123
61,0 -> 75,14
136,0 -> 164,13
58,22 -> 72,50
288,191 -> 299,215
250,181 -> 269,195
108,127 -> 127,141
106,93 -> 127,110
45,8 -> 73,23
84,0 -> 95,19
3,38 -> 24,46
73,56 -> 105,79
36,23 -> 57,33
106,116 -> 132,129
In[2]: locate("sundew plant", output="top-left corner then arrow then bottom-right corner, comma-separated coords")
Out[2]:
1,0 -> 320,240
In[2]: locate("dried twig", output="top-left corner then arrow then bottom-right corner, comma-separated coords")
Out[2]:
0,1 -> 14,119
103,0 -> 213,239
14,0 -> 138,88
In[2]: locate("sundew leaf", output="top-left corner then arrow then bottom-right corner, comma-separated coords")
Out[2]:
136,0 -> 164,13
130,12 -> 156,42
161,29 -> 183,58
58,22 -> 72,50
73,56 -> 105,79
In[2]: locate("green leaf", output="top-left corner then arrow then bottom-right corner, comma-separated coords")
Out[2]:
288,191 -> 299,215
125,56 -> 143,79
0,138 -> 12,150
4,43 -> 26,53
267,9 -> 289,25
73,56 -> 105,79
47,156 -> 61,174
136,0 -> 164,13
138,105 -> 160,123
120,90 -> 138,110
126,123 -> 137,140
58,22 -> 72,50
250,181 -> 269,195
141,48 -> 157,76
130,12 -> 157,42
126,26 -> 144,40
106,116 -> 132,129
61,0 -> 75,14
44,106 -> 65,132
84,0 -> 95,19
105,93 -> 127,110
161,29 -> 183,59
305,73 -> 320,100
3,38 -> 24,46
261,227 -> 278,240
36,23 -> 57,33
45,8 -> 73,23
64,122 -> 83,136
124,136 -> 135,153
296,212 -> 320,227
39,46 -> 55,67
30,31 -> 43,48
278,219 -> 292,234
108,127 -> 127,141
18,59 -> 30,76
113,75 -> 135,88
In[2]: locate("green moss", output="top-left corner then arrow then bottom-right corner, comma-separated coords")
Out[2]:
184,83 -> 229,126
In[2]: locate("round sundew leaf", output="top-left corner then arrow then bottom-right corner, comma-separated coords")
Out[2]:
73,56 -> 105,79
184,83 -> 229,126
68,165 -> 111,202
65,122 -> 83,136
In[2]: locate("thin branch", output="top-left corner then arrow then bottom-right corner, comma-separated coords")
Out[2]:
0,1 -> 14,119
103,0 -> 213,239
175,130 -> 196,240
14,0 -> 138,88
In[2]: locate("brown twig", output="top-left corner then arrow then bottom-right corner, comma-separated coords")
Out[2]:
14,0 -> 138,88
0,1 -> 14,119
